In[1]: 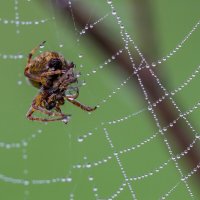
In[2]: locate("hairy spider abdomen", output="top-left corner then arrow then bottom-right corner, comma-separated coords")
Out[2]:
26,51 -> 68,89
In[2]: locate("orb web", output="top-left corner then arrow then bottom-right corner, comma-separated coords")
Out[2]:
0,0 -> 200,199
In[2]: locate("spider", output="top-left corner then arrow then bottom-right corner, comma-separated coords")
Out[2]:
24,41 -> 97,123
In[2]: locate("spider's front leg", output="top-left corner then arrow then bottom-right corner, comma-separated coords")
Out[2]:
24,41 -> 46,80
65,97 -> 97,112
27,41 -> 46,64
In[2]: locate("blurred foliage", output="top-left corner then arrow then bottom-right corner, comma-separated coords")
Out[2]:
0,0 -> 200,199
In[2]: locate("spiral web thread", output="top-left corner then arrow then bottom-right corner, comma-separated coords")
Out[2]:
0,0 -> 200,199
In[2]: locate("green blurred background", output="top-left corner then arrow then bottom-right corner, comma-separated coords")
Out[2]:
0,0 -> 200,199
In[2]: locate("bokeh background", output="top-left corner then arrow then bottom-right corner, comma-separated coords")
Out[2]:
0,0 -> 200,199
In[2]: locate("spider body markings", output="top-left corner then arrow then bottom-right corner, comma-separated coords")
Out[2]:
24,41 -> 97,123
24,41 -> 74,89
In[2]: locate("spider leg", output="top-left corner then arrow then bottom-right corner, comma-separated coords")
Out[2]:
41,70 -> 67,77
65,97 -> 97,112
24,41 -> 47,82
24,69 -> 41,82
55,104 -> 62,113
26,106 -> 70,123
26,94 -> 70,123
28,41 -> 46,64
53,76 -> 77,90
24,64 -> 66,85
32,104 -> 61,117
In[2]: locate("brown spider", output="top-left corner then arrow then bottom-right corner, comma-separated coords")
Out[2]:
24,41 -> 97,123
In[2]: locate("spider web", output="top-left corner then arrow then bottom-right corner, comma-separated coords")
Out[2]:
0,0 -> 200,199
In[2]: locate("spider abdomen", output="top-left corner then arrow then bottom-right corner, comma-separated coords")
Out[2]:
27,51 -> 67,88
29,51 -> 65,74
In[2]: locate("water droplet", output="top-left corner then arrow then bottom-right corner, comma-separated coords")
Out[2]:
22,141 -> 28,147
86,163 -> 91,168
24,180 -> 29,186
40,44 -> 44,49
163,127 -> 167,132
75,164 -> 81,168
88,176 -> 94,181
82,82 -> 86,86
81,30 -> 86,34
77,136 -> 83,142
66,177 -> 72,182
76,73 -> 81,78
37,129 -> 42,133
112,10 -> 116,15
148,106 -> 152,111
78,54 -> 83,58
17,80 -> 22,85
169,123 -> 173,127
151,62 -> 156,67
88,132 -> 92,136
62,116 -> 70,124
